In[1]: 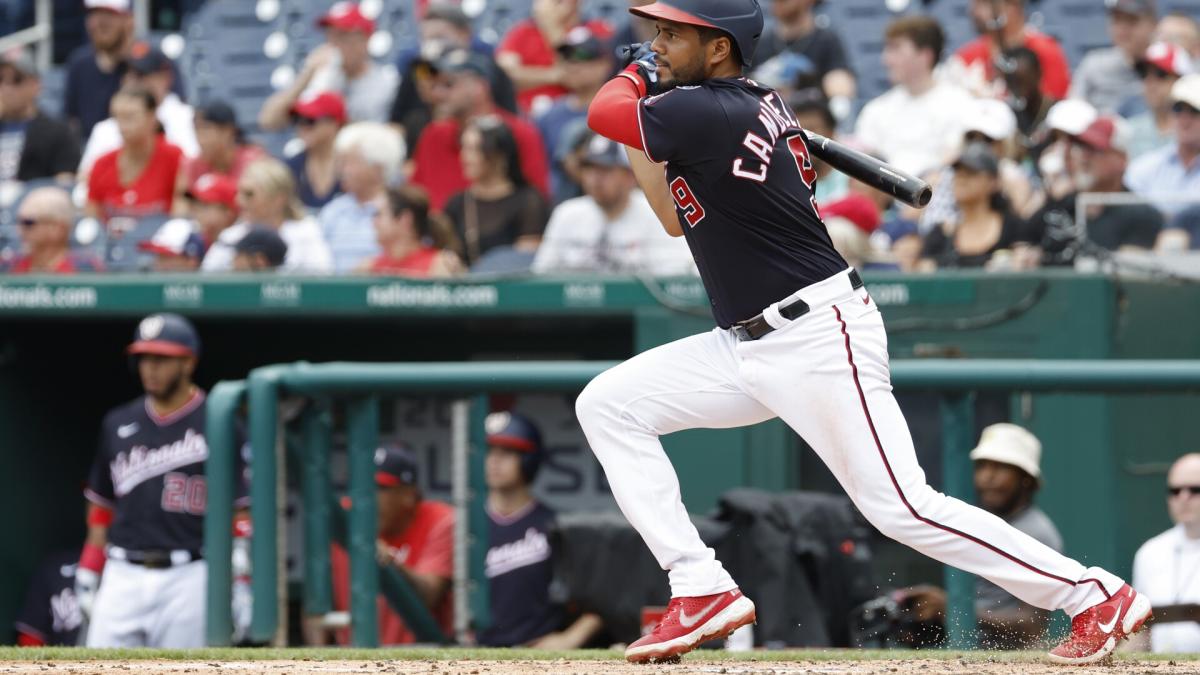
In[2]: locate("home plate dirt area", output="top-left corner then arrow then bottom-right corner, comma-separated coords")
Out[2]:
3,649 -> 1199,675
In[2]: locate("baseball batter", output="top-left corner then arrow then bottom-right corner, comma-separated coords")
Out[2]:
578,0 -> 1149,664
77,313 -> 228,647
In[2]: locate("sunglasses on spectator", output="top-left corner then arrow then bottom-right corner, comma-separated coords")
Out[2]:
1172,101 -> 1200,115
1168,485 -> 1200,497
17,217 -> 41,228
1140,66 -> 1173,81
0,74 -> 26,86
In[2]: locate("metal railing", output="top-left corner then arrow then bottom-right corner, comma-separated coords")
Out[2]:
0,0 -> 52,72
204,359 -> 1200,649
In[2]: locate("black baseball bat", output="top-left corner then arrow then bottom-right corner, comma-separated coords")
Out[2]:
803,131 -> 933,209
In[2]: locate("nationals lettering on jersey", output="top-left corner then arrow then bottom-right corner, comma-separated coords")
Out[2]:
637,77 -> 847,328
476,501 -> 562,647
85,390 -> 209,552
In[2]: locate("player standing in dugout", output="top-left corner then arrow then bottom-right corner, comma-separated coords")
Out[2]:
580,0 -> 1150,664
77,313 -> 246,647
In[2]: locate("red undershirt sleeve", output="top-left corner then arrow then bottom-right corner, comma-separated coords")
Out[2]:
587,70 -> 647,151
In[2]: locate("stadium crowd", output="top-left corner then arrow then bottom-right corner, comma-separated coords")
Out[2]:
1,0 -> 1198,278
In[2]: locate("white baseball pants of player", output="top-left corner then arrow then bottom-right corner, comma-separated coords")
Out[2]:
86,557 -> 207,647
577,268 -> 1122,616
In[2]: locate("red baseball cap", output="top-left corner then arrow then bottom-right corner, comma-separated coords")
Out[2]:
819,194 -> 880,234
317,2 -> 375,34
1139,41 -> 1192,78
186,173 -> 239,212
1074,116 -> 1130,154
290,91 -> 348,124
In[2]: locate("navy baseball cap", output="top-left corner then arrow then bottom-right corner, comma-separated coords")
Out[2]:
127,42 -> 172,74
375,443 -> 418,487
235,228 -> 288,268
127,313 -> 201,358
580,134 -> 629,169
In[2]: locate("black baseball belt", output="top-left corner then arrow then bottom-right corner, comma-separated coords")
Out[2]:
109,546 -> 203,569
731,269 -> 864,342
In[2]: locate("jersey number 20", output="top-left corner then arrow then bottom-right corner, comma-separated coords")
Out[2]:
162,473 -> 207,515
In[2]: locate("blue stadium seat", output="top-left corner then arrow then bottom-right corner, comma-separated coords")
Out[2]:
101,215 -> 172,273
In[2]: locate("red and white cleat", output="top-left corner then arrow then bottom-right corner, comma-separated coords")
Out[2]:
1048,583 -> 1152,665
625,589 -> 756,663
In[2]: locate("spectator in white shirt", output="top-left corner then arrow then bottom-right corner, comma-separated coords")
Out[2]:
202,157 -> 333,273
258,2 -> 398,130
78,44 -> 197,180
532,134 -> 694,275
1130,453 -> 1200,653
1069,0 -> 1157,114
854,15 -> 973,178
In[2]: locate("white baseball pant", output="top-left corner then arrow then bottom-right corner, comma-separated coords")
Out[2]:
577,268 -> 1122,616
86,558 -> 207,647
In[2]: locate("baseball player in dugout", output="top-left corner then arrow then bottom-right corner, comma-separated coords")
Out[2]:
477,411 -> 603,649
78,313 -> 241,647
581,0 -> 1150,664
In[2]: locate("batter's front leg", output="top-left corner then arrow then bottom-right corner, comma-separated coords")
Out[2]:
743,298 -> 1123,617
575,329 -> 774,597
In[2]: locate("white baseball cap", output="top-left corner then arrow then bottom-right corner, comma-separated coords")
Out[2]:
969,423 -> 1043,482
1171,73 -> 1200,111
84,0 -> 131,12
965,98 -> 1017,141
1046,99 -> 1098,136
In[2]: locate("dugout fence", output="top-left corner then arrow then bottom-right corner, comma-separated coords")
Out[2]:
204,359 -> 1200,650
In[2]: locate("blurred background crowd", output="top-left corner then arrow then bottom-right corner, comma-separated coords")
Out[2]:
1,0 -> 1199,278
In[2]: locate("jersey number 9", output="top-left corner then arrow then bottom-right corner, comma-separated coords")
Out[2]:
670,177 -> 706,227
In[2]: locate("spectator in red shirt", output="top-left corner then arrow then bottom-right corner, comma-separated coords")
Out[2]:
495,0 -> 612,114
2,186 -> 101,274
411,50 -> 550,211
951,0 -> 1071,100
362,184 -> 464,276
85,85 -> 186,222
318,444 -> 454,646
185,101 -> 266,186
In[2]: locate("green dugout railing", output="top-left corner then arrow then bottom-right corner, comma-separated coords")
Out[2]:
204,359 -> 1200,649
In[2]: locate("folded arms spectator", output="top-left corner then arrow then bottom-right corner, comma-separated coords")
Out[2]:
0,48 -> 80,183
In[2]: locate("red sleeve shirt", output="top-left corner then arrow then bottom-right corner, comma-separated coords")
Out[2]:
497,19 -> 612,113
411,112 -> 550,212
330,500 -> 455,646
954,30 -> 1070,99
87,136 -> 183,222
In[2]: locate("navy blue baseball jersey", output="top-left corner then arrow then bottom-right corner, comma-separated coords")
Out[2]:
637,77 -> 847,328
15,548 -> 83,645
477,501 -> 563,647
85,390 -> 210,552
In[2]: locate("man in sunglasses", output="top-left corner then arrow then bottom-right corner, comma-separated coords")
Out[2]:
1126,41 -> 1193,160
1131,453 -> 1200,653
1,186 -> 101,274
1125,73 -> 1200,217
0,48 -> 80,184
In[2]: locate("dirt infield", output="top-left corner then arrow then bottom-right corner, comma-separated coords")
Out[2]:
3,657 -> 1200,675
